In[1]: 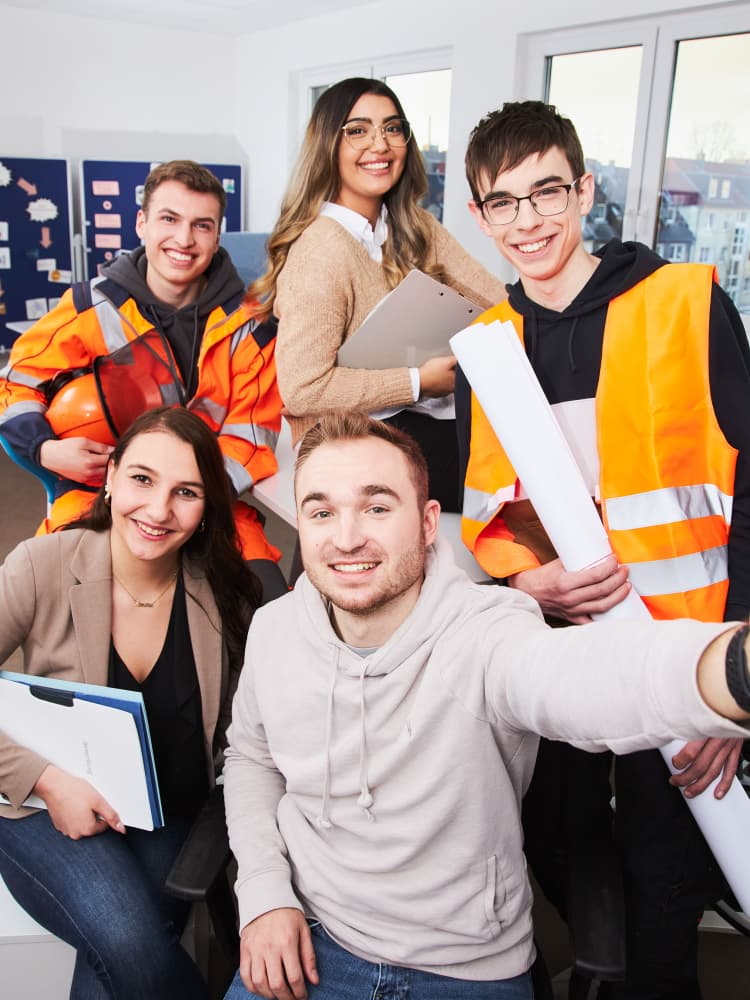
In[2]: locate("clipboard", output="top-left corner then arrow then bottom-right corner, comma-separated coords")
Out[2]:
0,671 -> 163,830
337,269 -> 482,369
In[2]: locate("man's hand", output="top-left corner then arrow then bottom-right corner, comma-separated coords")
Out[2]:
508,555 -> 630,624
669,737 -> 744,799
418,356 -> 457,398
239,908 -> 319,1000
33,765 -> 125,839
39,437 -> 113,485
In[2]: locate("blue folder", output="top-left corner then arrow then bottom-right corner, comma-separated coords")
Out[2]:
0,670 -> 163,829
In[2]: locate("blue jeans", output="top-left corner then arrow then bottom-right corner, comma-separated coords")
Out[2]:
0,810 -> 209,999
224,921 -> 534,999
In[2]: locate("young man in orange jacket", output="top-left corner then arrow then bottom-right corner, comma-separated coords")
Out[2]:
0,160 -> 286,597
457,101 -> 750,998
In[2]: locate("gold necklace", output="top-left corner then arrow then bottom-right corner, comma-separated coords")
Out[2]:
114,571 -> 178,608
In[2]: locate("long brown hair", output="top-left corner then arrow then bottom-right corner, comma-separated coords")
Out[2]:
247,77 -> 444,320
68,407 -> 260,662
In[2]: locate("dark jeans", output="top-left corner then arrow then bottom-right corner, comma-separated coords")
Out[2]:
522,741 -> 724,1000
0,810 -> 209,999
224,920 -> 534,999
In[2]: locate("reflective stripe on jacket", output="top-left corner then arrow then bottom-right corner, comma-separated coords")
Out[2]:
462,263 -> 737,621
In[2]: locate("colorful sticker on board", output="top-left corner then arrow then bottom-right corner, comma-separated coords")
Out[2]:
0,163 -> 11,187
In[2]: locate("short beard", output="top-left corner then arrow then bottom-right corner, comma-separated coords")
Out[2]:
306,530 -> 427,619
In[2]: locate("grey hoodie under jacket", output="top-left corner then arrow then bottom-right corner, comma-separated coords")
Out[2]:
224,538 -> 746,982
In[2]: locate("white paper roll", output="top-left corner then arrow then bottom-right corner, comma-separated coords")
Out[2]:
451,318 -> 750,915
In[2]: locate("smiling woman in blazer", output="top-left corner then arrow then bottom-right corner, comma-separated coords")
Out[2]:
0,406 -> 260,1000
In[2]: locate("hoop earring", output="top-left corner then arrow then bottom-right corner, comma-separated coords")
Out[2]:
104,484 -> 112,506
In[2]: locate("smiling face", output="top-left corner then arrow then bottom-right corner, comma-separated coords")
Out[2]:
469,146 -> 596,308
295,437 -> 439,645
135,179 -> 221,308
106,429 -> 206,569
335,93 -> 409,226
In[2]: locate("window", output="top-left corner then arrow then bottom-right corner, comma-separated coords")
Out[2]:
520,7 -> 750,316
545,46 -> 641,251
298,51 -> 452,221
699,247 -> 711,263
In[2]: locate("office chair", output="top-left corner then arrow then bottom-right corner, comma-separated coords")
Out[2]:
0,435 -> 58,508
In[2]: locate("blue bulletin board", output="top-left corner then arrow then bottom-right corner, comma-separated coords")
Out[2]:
81,160 -> 243,279
0,157 -> 74,350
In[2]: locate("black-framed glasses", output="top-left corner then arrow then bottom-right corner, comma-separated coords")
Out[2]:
477,178 -> 582,226
341,118 -> 412,150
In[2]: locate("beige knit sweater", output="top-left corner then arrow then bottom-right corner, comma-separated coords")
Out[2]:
274,211 -> 506,443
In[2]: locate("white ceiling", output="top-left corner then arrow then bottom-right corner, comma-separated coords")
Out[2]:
0,0 -> 378,34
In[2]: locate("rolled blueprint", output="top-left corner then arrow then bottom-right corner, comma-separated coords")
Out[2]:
451,318 -> 750,915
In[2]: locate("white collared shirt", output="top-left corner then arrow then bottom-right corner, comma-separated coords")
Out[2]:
320,201 -> 389,264
320,202 -> 453,420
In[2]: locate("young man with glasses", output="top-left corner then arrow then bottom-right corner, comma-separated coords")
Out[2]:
457,100 -> 750,999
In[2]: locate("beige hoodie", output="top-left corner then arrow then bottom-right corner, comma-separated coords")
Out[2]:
224,538 -> 746,982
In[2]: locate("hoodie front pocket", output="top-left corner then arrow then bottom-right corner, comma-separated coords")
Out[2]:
483,854 -> 501,935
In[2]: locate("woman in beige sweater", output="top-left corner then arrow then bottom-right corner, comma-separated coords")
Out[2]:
247,77 -> 506,510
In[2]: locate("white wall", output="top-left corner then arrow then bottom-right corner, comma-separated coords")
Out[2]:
0,6 -> 242,228
229,0 -> 742,277
0,0 -> 744,268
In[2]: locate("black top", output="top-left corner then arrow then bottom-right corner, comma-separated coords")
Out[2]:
109,574 -> 209,821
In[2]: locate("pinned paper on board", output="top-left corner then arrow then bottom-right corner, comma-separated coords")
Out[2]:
0,221 -> 8,241
0,247 -> 10,269
91,180 -> 120,197
26,198 -> 59,223
37,258 -> 56,272
49,269 -> 71,284
94,213 -> 122,229
25,296 -> 48,319
95,233 -> 122,249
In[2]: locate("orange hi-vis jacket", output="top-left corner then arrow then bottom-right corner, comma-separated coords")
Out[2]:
0,277 -> 282,561
461,264 -> 737,622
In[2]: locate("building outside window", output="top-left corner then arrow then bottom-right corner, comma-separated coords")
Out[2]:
521,9 -> 750,315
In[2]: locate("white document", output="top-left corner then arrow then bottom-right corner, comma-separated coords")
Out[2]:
0,677 -> 159,831
337,269 -> 482,369
451,318 -> 750,915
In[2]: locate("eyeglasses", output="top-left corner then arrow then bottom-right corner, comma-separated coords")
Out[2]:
341,118 -> 412,150
477,178 -> 583,226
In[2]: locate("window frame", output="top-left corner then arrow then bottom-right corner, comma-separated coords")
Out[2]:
518,4 -> 750,290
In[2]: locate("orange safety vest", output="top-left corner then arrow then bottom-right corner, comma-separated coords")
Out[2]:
0,277 -> 282,562
462,264 -> 736,622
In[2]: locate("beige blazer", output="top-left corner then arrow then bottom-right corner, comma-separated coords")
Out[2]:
0,528 -> 237,818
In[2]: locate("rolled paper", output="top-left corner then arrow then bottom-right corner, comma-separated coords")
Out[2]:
451,318 -> 750,915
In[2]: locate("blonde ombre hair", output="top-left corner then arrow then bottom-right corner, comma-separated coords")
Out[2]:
246,77 -> 445,320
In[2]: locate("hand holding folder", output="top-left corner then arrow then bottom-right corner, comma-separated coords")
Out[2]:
0,671 -> 163,831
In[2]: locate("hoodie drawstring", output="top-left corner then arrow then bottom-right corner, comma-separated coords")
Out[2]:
357,663 -> 374,822
316,649 -> 338,830
316,648 -> 376,829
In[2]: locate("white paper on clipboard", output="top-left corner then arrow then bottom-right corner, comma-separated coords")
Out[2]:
337,269 -> 482,369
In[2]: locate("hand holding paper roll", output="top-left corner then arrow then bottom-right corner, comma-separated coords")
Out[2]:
451,317 -> 750,915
